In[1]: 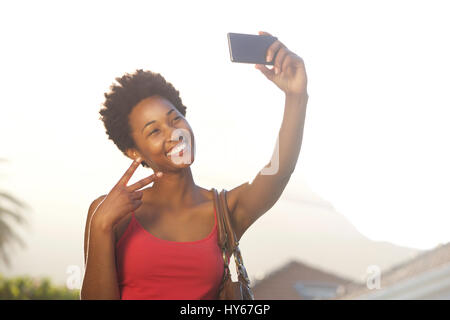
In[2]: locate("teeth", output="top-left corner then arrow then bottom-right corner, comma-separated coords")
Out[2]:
166,142 -> 186,156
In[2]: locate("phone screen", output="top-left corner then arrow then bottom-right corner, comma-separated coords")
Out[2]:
227,32 -> 278,65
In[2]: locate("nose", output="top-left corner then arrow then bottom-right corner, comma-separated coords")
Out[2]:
168,128 -> 188,143
169,133 -> 183,143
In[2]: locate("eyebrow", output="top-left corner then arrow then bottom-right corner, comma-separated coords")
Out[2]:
141,108 -> 176,134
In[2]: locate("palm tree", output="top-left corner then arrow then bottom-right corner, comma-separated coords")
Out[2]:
0,158 -> 30,268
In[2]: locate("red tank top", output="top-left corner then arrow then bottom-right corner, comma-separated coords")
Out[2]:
115,206 -> 230,300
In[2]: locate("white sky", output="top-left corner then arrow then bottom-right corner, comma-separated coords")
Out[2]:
0,0 -> 449,285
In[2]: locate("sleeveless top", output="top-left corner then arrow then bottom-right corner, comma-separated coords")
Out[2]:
115,206 -> 231,300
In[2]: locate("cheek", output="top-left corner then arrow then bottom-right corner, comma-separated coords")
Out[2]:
137,135 -> 162,156
150,139 -> 165,154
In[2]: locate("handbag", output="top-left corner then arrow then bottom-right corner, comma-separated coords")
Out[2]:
211,188 -> 254,300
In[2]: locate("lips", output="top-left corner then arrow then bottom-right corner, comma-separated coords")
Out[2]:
166,141 -> 182,154
166,141 -> 188,156
166,145 -> 175,154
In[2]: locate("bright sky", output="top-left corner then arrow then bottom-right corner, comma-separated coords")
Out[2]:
1,0 -> 449,285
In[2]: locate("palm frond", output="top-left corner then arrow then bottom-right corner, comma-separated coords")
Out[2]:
0,158 -> 30,268
0,219 -> 27,268
0,192 -> 30,210
0,205 -> 30,226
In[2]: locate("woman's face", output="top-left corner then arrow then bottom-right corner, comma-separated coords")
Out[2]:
127,95 -> 195,172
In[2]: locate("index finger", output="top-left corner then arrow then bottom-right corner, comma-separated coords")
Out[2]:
116,157 -> 142,187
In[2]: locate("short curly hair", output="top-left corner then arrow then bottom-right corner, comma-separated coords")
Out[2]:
99,69 -> 187,168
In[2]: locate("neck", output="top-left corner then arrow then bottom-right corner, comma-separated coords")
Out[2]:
147,167 -> 200,210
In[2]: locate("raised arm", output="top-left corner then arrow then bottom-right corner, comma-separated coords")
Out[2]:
228,31 -> 309,241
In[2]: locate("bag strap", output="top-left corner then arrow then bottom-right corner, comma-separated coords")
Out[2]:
212,188 -> 230,260
211,188 -> 251,285
212,188 -> 228,261
211,187 -> 231,293
219,189 -> 239,257
220,189 -> 251,285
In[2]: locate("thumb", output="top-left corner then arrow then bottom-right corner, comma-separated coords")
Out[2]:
255,64 -> 275,80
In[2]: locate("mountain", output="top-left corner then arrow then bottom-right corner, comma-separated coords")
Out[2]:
234,175 -> 423,285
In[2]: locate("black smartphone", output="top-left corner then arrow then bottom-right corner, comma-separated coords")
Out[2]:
227,32 -> 278,65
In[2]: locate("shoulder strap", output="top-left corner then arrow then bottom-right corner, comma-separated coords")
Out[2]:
211,188 -> 228,255
211,187 -> 252,289
219,189 -> 239,253
212,188 -> 236,260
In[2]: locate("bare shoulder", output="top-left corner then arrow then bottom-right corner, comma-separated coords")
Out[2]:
209,182 -> 250,241
84,194 -> 107,265
84,194 -> 132,250
87,195 -> 107,225
203,182 -> 249,212
224,182 -> 250,213
89,194 -> 106,214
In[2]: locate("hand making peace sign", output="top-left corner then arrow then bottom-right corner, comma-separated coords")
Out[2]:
92,158 -> 163,232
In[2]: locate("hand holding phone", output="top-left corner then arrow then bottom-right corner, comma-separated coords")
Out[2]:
227,32 -> 278,65
229,31 -> 308,98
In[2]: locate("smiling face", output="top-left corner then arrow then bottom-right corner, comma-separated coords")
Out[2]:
127,95 -> 195,172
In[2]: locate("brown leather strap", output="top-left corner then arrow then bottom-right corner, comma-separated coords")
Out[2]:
211,187 -> 253,297
211,188 -> 228,263
219,189 -> 239,256
212,187 -> 231,292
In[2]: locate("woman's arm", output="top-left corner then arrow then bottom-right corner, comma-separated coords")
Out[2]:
228,31 -> 309,240
80,158 -> 160,299
271,93 -> 308,178
80,196 -> 121,300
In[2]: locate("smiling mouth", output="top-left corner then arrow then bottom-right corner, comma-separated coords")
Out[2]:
165,141 -> 188,157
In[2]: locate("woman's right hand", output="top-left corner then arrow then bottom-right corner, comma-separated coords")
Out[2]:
92,157 -> 163,232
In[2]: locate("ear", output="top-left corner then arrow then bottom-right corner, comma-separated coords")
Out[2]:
125,148 -> 140,161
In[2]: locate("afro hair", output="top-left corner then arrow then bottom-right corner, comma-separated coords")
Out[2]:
99,69 -> 187,168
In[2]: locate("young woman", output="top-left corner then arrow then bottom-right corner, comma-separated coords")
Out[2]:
80,31 -> 309,300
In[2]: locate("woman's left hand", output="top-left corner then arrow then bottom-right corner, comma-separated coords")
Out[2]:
255,31 -> 308,98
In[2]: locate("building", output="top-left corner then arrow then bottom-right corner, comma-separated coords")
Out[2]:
250,259 -> 354,300
334,242 -> 450,300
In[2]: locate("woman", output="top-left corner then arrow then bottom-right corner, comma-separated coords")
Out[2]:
80,31 -> 309,300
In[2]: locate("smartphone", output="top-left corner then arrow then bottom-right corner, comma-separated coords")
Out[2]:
227,32 -> 278,65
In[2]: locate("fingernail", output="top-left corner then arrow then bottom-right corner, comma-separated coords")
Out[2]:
275,67 -> 279,74
266,55 -> 271,62
136,157 -> 142,162
157,172 -> 163,177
